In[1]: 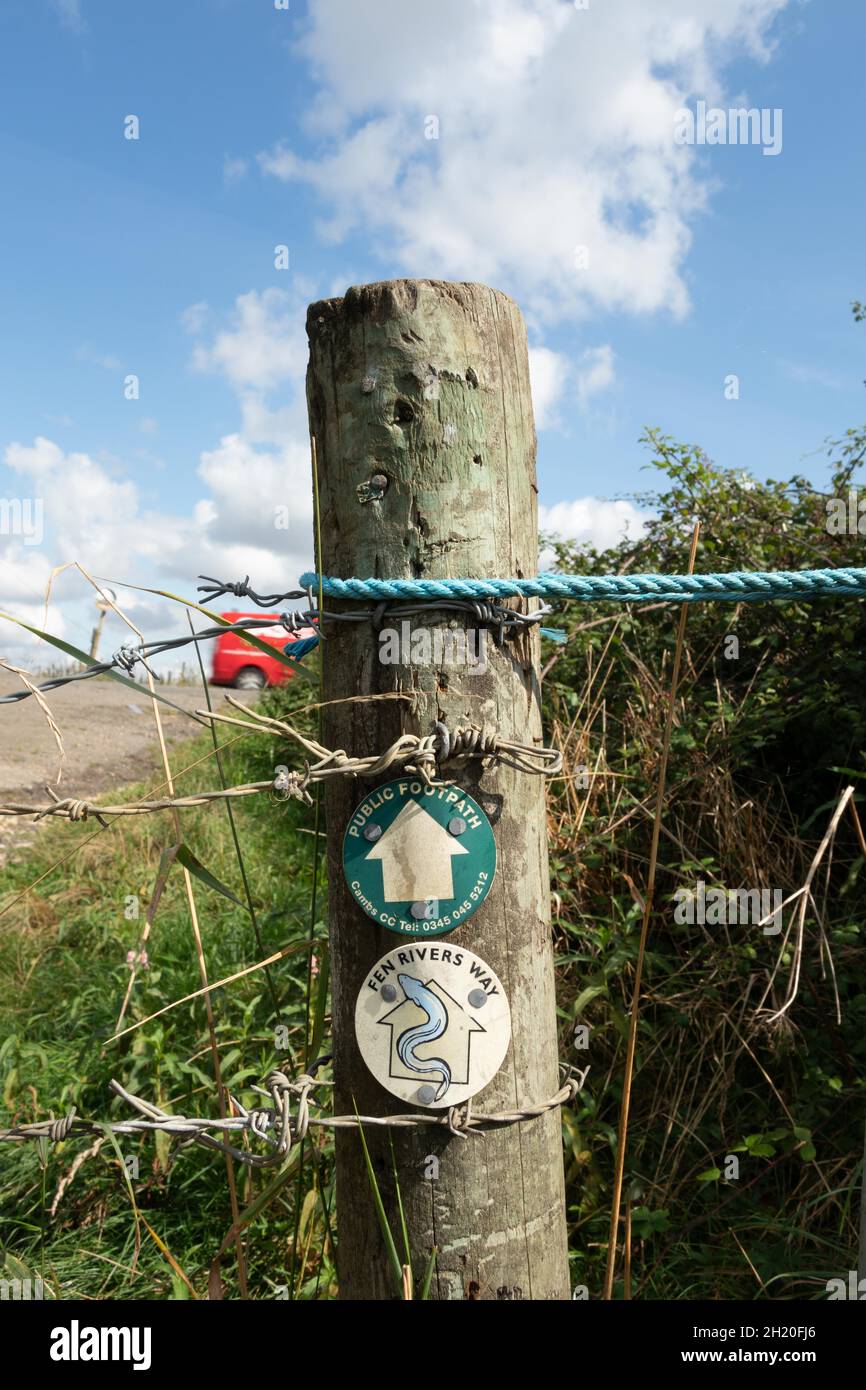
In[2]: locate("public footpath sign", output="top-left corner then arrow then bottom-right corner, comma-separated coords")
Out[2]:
355,943 -> 512,1108
342,778 -> 496,937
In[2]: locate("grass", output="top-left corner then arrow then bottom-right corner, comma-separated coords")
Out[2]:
2,647 -> 863,1300
0,677 -> 335,1300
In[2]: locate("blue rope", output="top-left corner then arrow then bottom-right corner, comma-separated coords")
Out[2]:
284,634 -> 320,662
299,567 -> 866,605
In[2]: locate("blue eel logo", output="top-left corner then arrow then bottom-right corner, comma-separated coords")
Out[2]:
395,973 -> 452,1102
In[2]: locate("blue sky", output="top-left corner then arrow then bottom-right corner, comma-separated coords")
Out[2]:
1,0 -> 864,659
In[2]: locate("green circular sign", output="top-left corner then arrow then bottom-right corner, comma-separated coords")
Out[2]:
343,778 -> 496,937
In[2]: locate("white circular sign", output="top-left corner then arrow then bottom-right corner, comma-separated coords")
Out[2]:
355,943 -> 511,1110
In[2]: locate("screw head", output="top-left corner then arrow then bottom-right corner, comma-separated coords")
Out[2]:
448,817 -> 467,836
417,1084 -> 437,1105
468,988 -> 487,1008
363,822 -> 383,843
380,983 -> 397,1003
411,899 -> 438,921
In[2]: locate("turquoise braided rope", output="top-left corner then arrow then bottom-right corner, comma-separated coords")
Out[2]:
299,567 -> 866,605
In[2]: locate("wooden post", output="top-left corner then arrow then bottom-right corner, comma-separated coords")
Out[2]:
306,279 -> 569,1301
89,609 -> 106,660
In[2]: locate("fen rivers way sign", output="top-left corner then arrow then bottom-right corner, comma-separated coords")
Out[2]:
342,778 -> 497,938
355,943 -> 512,1108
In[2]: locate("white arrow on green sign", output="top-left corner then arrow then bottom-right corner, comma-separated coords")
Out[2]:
342,778 -> 497,937
365,799 -> 469,901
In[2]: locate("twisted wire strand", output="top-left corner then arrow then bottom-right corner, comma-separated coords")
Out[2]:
0,1067 -> 589,1165
197,575 -> 564,641
0,590 -> 564,711
197,575 -> 308,607
0,716 -> 562,822
320,598 -> 563,641
5,565 -> 863,710
299,566 -> 866,604
0,780 -> 292,823
0,617 -> 312,707
10,563 -> 861,712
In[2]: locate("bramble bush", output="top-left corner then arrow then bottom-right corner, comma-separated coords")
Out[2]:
547,421 -> 866,1297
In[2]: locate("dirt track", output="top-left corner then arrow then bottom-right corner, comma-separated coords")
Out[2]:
0,675 -> 252,864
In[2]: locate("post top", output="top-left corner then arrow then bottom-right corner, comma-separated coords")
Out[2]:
306,278 -> 519,337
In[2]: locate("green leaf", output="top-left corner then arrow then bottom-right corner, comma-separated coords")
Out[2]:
572,984 -> 606,1014
308,943 -> 331,1066
92,580 -> 318,683
0,611 -> 210,721
696,1167 -> 721,1182
174,845 -> 248,912
389,1130 -> 412,1272
419,1245 -> 439,1301
217,1149 -> 303,1257
353,1100 -> 404,1297
745,1137 -> 775,1157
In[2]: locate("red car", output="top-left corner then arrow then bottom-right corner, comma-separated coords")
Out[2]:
210,611 -> 316,690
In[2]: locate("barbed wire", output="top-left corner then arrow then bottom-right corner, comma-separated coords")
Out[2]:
197,575 -> 309,608
246,706 -> 564,780
0,580 -> 568,712
0,616 -> 311,707
0,1065 -> 589,1165
197,574 -> 566,643
6,560 -> 864,710
0,779 -> 282,824
0,713 -> 563,822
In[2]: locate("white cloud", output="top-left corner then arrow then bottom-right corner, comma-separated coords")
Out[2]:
190,288 -> 308,395
529,341 -> 616,425
3,282 -> 319,658
0,438 -> 145,661
576,344 -> 616,407
528,346 -> 570,429
194,432 -> 312,553
179,286 -> 315,586
0,425 -> 312,666
1,278 -> 320,667
258,0 -> 789,324
5,437 -> 140,577
539,496 -> 649,561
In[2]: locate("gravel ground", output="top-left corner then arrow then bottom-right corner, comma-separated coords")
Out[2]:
0,675 -> 254,865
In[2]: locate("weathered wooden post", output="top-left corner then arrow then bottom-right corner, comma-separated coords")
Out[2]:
306,279 -> 569,1301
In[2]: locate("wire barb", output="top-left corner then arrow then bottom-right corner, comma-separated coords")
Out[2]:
0,1066 -> 589,1166
198,574 -> 563,643
0,716 -> 561,822
0,616 -> 312,707
197,575 -> 307,607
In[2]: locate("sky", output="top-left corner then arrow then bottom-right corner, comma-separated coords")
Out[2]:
0,0 -> 864,663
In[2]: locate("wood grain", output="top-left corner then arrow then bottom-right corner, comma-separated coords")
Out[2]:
306,279 -> 568,1301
